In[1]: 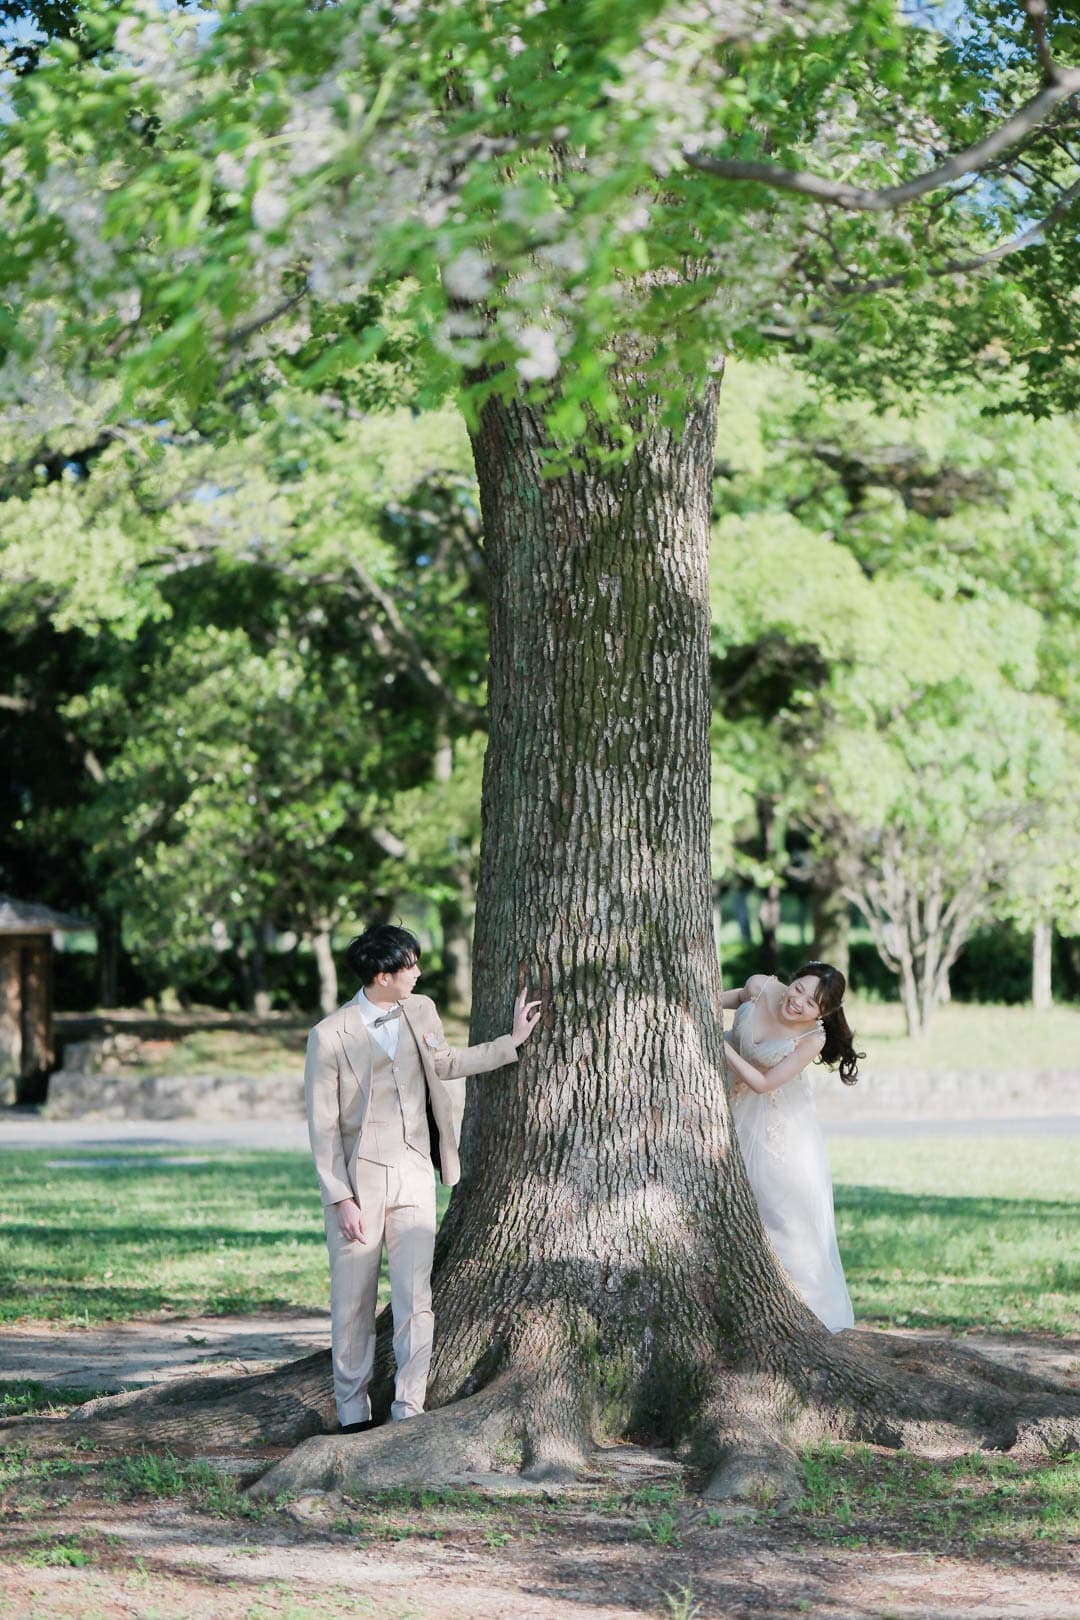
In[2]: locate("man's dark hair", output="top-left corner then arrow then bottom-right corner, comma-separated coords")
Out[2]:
344,924 -> 421,987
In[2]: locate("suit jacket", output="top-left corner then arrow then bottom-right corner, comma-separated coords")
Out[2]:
305,992 -> 517,1207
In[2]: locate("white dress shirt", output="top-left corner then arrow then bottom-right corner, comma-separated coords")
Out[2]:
354,988 -> 402,1059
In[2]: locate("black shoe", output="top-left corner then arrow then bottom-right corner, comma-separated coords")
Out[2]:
339,1419 -> 375,1434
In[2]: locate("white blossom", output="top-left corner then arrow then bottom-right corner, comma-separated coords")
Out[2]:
514,325 -> 560,381
538,240 -> 588,275
441,249 -> 492,301
215,151 -> 248,194
251,185 -> 289,232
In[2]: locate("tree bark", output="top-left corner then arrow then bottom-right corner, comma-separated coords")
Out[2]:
439,891 -> 474,1015
97,907 -> 120,1008
1032,917 -> 1053,1012
756,799 -> 783,974
406,382 -> 831,1486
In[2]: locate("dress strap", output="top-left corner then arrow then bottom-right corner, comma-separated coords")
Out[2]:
794,1023 -> 825,1047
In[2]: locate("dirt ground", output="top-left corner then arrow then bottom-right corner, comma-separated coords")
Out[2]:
1,1318 -> 1077,1620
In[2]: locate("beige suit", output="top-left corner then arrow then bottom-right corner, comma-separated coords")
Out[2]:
305,992 -> 516,1425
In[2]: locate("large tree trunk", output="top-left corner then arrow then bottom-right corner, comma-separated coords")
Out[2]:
35,388 -> 1079,1496
425,383 -> 810,1481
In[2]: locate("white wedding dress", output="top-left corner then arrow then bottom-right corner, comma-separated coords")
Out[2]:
728,982 -> 854,1332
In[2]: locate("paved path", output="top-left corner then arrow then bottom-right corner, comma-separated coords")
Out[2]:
0,1111 -> 1077,1151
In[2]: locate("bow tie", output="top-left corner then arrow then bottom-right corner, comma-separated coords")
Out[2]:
372,1005 -> 402,1028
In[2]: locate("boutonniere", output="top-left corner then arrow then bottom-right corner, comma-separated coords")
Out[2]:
422,1032 -> 441,1051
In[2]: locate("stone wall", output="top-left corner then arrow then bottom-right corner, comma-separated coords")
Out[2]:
45,1065 -> 304,1121
42,1043 -> 1080,1122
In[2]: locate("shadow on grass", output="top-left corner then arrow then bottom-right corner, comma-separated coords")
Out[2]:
836,1184 -> 1078,1224
834,1181 -> 1079,1333
787,1443 -> 1080,1570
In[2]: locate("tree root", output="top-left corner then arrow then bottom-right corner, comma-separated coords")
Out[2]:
248,1375 -> 526,1499
2,1315 -> 1074,1508
820,1329 -> 1080,1457
693,1370 -> 805,1505
0,1351 -> 336,1456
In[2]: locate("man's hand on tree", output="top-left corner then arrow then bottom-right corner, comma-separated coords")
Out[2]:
511,986 -> 542,1047
335,1198 -> 364,1242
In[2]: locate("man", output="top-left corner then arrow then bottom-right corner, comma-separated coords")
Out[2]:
305,922 -> 540,1432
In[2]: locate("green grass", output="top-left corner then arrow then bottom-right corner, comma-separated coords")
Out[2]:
0,1138 -> 1074,1334
0,1149 -> 453,1325
846,998 -> 1080,1073
0,1380 -> 103,1417
830,1136 -> 1079,1333
130,1026 -> 309,1080
793,1441 -> 1080,1554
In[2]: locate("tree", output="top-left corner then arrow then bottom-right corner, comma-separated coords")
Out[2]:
6,0 -> 1080,1494
820,683 -> 1071,1037
0,397 -> 490,1008
706,366 -> 1080,1028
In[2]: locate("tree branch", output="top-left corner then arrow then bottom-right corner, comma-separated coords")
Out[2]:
683,71 -> 1080,212
1023,0 -> 1061,87
225,290 -> 307,349
830,176 -> 1080,296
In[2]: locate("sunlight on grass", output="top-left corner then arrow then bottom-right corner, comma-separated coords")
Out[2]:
112,1002 -> 1080,1080
0,1137 -> 1074,1333
830,1136 -> 1079,1333
846,999 -> 1080,1073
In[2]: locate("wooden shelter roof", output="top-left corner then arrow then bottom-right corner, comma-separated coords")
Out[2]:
0,896 -> 93,935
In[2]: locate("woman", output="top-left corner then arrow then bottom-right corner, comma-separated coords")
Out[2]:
721,962 -> 860,1333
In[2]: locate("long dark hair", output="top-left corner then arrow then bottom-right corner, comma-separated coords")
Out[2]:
790,961 -> 863,1086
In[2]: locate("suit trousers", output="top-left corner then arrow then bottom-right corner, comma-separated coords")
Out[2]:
324,1151 -> 437,1426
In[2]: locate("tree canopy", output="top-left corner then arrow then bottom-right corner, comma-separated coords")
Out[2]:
3,0 -> 1080,445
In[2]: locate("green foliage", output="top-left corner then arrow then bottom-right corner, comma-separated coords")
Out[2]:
2,0 -> 1079,443
4,2 -> 1080,1009
708,362 -> 1080,1016
0,401 -> 489,991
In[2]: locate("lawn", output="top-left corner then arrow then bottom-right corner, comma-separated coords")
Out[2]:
0,1136 -> 1075,1333
846,998 -> 1080,1074
829,1136 -> 1078,1334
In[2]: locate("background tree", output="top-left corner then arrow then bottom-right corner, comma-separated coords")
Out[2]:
0,398 -> 489,1005
708,363 -> 1080,1021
